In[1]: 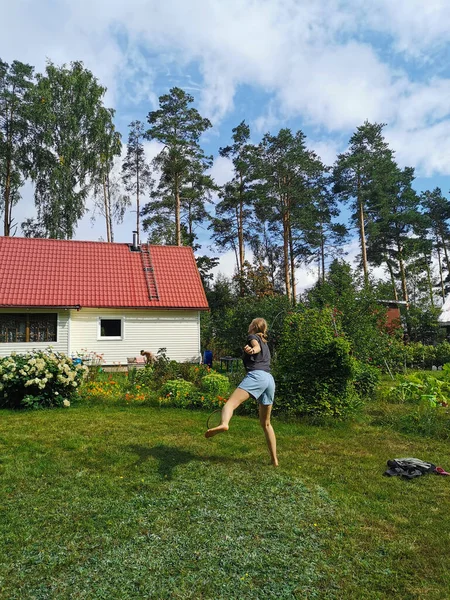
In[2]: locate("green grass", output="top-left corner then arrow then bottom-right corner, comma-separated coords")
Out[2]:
1,405 -> 450,599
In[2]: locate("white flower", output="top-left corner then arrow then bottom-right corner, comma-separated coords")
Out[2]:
63,399 -> 70,407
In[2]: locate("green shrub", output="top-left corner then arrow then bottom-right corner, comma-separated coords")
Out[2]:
0,349 -> 88,409
353,362 -> 380,399
435,342 -> 450,367
159,379 -> 195,408
152,349 -> 181,386
128,365 -> 154,388
385,374 -> 450,407
274,308 -> 359,418
184,364 -> 213,385
404,342 -> 436,370
201,372 -> 230,398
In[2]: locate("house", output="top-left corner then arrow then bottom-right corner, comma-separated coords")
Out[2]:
438,296 -> 450,338
376,299 -> 407,332
0,236 -> 209,365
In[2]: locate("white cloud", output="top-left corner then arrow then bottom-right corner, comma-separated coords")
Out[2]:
3,0 -> 450,243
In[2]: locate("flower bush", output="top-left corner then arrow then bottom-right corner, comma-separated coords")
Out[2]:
159,379 -> 196,408
200,372 -> 230,398
0,349 -> 88,409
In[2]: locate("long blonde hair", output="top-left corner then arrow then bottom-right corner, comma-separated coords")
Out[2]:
248,318 -> 268,343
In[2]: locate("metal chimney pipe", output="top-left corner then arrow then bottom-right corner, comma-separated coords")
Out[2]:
131,231 -> 139,251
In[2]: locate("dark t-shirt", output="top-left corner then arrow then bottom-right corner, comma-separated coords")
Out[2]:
242,334 -> 271,373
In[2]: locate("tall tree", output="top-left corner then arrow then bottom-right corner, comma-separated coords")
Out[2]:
91,107 -> 125,242
420,188 -> 450,298
122,120 -> 152,245
31,60 -> 110,239
0,59 -> 35,236
211,121 -> 256,290
300,173 -> 348,284
366,163 -> 423,309
333,121 -> 393,285
253,128 -> 326,303
145,87 -> 213,246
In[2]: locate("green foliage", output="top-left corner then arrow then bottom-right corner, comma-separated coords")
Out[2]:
201,372 -> 230,398
0,349 -> 88,409
0,59 -> 35,236
385,372 -> 450,407
31,60 -> 113,239
129,365 -> 154,387
144,87 -> 214,247
151,348 -> 180,387
275,308 -> 359,418
307,260 -> 406,372
182,363 -> 212,386
159,379 -> 195,408
435,342 -> 450,366
205,294 -> 291,358
353,362 -> 381,399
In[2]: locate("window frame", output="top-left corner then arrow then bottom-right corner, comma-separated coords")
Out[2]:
97,316 -> 124,341
0,313 -> 58,344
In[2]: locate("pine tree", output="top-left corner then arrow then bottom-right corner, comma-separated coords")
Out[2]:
333,121 -> 393,285
0,59 -> 35,236
122,120 -> 152,245
145,87 -> 213,246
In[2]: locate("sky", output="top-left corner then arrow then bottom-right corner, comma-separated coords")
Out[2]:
2,0 -> 450,290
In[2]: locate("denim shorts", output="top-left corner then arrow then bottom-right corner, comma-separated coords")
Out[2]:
238,370 -> 275,405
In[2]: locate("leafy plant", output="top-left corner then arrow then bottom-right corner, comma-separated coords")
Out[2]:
275,308 -> 359,418
353,362 -> 380,399
159,379 -> 195,408
201,373 -> 230,398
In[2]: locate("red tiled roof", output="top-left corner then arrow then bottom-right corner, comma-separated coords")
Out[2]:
0,237 -> 209,310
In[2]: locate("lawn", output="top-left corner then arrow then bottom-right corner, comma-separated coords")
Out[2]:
1,404 -> 450,599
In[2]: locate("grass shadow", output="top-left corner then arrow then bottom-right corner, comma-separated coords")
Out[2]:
127,443 -> 247,479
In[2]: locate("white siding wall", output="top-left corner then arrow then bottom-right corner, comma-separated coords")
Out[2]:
69,308 -> 201,365
0,309 -> 69,358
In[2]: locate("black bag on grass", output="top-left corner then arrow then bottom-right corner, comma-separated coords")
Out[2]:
384,457 -> 436,479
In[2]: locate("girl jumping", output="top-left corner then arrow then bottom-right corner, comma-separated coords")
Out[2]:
205,318 -> 278,467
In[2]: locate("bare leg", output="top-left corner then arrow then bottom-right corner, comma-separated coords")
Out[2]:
259,404 -> 278,466
205,387 -> 250,438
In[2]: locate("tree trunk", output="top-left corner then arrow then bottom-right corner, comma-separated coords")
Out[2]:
437,242 -> 446,302
320,220 -> 325,284
3,158 -> 12,236
136,147 -> 140,245
384,252 -> 398,301
175,175 -> 181,246
238,173 -> 245,278
102,173 -> 111,242
439,226 -> 450,277
397,242 -> 409,304
288,218 -> 296,305
424,254 -> 434,308
283,203 -> 291,302
357,173 -> 369,285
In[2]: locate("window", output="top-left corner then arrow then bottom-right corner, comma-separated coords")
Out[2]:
99,318 -> 123,340
0,314 -> 57,343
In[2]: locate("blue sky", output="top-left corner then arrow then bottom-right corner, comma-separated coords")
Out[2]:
2,0 -> 450,286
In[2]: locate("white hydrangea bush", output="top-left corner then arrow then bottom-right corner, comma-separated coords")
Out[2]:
0,349 -> 89,409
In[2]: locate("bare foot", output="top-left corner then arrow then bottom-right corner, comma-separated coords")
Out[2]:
205,424 -> 229,438
272,461 -> 279,467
